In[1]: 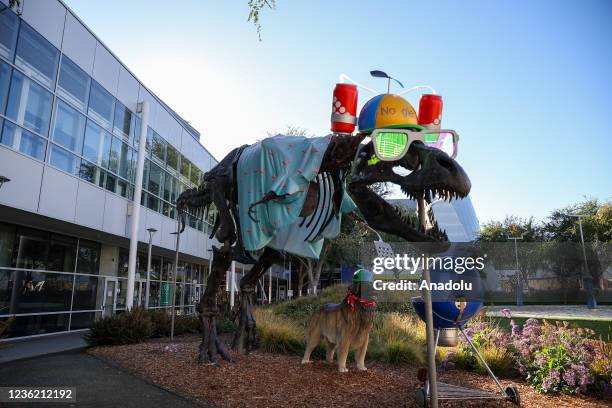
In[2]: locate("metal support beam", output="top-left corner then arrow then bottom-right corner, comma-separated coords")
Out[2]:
126,101 -> 149,310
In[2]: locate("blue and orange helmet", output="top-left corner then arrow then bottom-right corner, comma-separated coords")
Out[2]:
357,94 -> 421,133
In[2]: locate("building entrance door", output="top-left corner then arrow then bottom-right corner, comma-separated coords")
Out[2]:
103,278 -> 117,317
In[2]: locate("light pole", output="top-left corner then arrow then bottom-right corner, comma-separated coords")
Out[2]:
507,234 -> 525,306
417,194 -> 438,408
568,213 -> 597,309
170,218 -> 181,340
145,228 -> 157,309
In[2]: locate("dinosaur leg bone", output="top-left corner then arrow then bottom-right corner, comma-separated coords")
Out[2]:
197,246 -> 233,364
232,247 -> 284,354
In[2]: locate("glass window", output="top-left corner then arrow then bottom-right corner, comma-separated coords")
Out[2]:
190,166 -> 200,186
1,313 -> 70,337
128,147 -> 136,183
57,56 -> 89,112
148,162 -> 163,196
105,172 -> 116,193
78,159 -> 104,186
76,240 -> 100,275
1,270 -> 73,314
117,248 -> 129,278
163,173 -> 174,202
47,234 -> 77,272
131,115 -> 141,147
0,222 -> 16,268
88,81 -> 113,130
166,144 -> 178,172
72,275 -> 103,311
149,281 -> 160,307
109,136 -> 129,178
151,132 -> 165,164
51,100 -> 85,153
0,6 -> 19,61
147,194 -> 159,212
141,159 -> 149,189
161,201 -> 175,219
96,168 -> 107,189
113,101 -> 132,139
117,179 -> 128,197
49,144 -> 80,176
14,22 -> 59,88
6,69 -> 52,135
0,120 -> 46,160
0,61 -> 10,114
180,155 -> 190,180
145,126 -> 153,152
70,312 -> 99,330
82,119 -> 111,167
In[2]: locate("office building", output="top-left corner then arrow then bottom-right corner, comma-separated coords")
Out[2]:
0,0 -> 217,339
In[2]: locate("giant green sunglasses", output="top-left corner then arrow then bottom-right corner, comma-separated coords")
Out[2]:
371,128 -> 460,161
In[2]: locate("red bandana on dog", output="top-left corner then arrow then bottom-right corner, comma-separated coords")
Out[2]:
347,291 -> 377,312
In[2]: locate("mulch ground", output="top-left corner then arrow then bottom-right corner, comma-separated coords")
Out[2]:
88,335 -> 608,408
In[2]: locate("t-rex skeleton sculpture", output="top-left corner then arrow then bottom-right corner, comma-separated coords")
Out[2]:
176,130 -> 470,364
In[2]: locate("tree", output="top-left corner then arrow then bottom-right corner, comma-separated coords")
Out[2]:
247,0 -> 276,41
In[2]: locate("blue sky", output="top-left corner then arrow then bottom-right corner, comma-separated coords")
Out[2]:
64,0 -> 612,224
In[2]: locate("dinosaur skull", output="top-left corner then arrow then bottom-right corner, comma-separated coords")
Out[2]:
351,139 -> 471,241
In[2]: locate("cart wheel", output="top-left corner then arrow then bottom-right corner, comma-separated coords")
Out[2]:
415,387 -> 428,408
504,384 -> 521,406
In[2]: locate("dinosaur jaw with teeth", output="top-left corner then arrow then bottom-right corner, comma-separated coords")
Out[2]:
351,140 -> 471,243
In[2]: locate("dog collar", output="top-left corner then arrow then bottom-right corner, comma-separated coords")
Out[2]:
347,291 -> 377,312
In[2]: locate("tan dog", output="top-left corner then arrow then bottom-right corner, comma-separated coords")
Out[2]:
301,280 -> 376,372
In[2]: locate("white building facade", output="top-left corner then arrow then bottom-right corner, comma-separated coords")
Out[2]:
0,0 -> 218,338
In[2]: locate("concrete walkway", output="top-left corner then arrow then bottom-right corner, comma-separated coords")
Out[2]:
0,352 -> 205,407
485,305 -> 612,321
0,330 -> 88,364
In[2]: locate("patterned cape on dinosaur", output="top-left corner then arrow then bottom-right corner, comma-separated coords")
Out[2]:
237,134 -> 356,259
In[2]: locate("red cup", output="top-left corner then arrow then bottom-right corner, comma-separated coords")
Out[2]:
331,83 -> 358,134
418,94 -> 443,128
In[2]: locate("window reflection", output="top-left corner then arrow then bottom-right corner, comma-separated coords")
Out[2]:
151,131 -> 165,164
166,144 -> 178,172
57,56 -> 89,112
76,240 -> 100,275
109,136 -> 129,178
79,159 -> 104,185
82,119 -> 111,167
6,70 -> 52,136
0,120 -> 46,160
3,313 -> 69,337
0,61 -> 10,113
0,6 -> 18,61
148,161 -> 163,196
49,144 -> 80,176
88,81 -> 113,130
72,275 -> 102,311
14,22 -> 59,88
2,270 -> 73,314
113,102 -> 132,139
180,155 -> 190,180
51,100 -> 85,153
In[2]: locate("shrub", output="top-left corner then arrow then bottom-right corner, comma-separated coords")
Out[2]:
175,314 -> 200,335
475,344 -> 515,377
86,308 -> 153,346
148,309 -> 171,337
254,308 -> 305,355
384,340 -> 420,364
367,313 -> 424,364
217,318 -> 237,334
